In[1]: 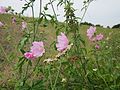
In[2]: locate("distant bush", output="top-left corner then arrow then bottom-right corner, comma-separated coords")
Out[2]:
112,24 -> 120,28
107,26 -> 110,29
96,24 -> 103,27
81,22 -> 94,26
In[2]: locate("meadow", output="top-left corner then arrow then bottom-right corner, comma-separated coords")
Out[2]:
0,0 -> 120,89
0,13 -> 120,90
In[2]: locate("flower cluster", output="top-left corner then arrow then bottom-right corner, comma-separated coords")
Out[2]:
24,41 -> 45,60
87,26 -> 104,49
87,26 -> 104,42
24,32 -> 72,62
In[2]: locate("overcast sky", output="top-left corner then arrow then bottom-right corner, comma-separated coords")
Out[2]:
0,0 -> 120,27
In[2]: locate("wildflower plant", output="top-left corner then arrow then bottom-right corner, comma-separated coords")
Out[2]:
0,0 -> 120,90
14,0 -> 92,89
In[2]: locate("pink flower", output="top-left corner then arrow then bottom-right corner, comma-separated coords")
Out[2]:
96,33 -> 104,41
0,6 -> 7,14
12,17 -> 16,24
22,21 -> 27,29
87,26 -> 96,39
24,52 -> 35,60
95,44 -> 100,49
0,21 -> 4,27
56,32 -> 69,52
30,41 -> 45,57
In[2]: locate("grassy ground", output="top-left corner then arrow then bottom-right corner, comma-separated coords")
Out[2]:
0,14 -> 119,88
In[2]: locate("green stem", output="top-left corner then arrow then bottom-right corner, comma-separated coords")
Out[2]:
31,2 -> 36,41
94,50 -> 100,70
48,65 -> 53,89
25,0 -> 28,3
74,62 -> 82,78
23,61 -> 29,86
79,2 -> 90,25
30,57 -> 41,76
79,57 -> 87,75
49,0 -> 58,21
36,0 -> 42,32
99,73 -> 110,89
52,61 -> 62,90
22,57 -> 41,84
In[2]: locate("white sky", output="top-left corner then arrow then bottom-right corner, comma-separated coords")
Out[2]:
0,0 -> 120,27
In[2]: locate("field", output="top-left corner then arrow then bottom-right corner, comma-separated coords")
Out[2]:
0,14 -> 120,90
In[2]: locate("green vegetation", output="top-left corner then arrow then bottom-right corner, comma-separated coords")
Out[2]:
0,13 -> 120,89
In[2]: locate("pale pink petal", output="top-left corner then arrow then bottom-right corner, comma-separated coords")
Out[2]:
87,26 -> 96,39
30,41 -> 45,57
32,41 -> 44,47
96,33 -> 104,41
56,32 -> 69,52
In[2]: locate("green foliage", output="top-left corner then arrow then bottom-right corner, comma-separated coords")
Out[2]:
106,30 -> 120,60
0,0 -> 120,90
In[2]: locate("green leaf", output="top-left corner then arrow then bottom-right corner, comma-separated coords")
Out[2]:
20,49 -> 26,55
17,58 -> 25,73
28,60 -> 32,66
38,16 -> 43,24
